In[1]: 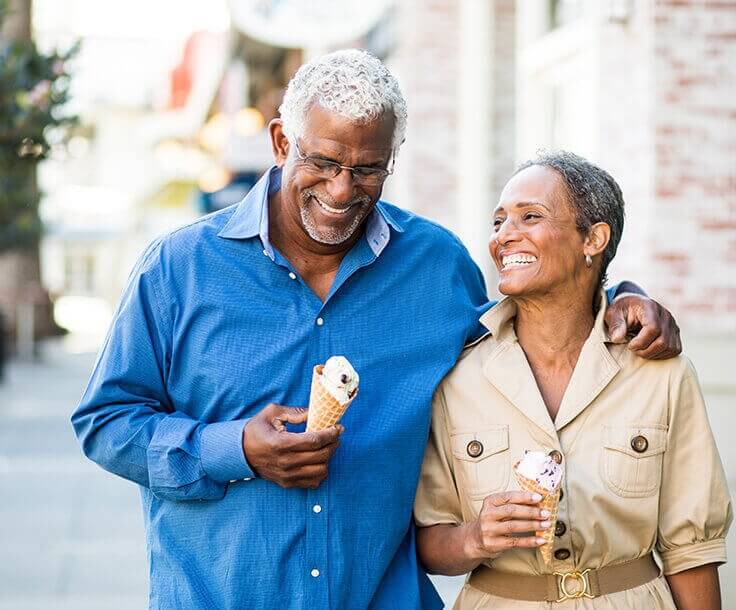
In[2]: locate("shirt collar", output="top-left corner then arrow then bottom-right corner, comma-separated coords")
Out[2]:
479,288 -> 612,343
217,165 -> 404,257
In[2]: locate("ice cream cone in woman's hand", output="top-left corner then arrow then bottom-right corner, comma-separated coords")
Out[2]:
514,451 -> 562,566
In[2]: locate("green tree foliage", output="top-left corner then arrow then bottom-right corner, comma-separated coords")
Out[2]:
0,0 -> 78,252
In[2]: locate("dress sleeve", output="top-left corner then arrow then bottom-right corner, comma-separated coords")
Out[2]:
414,386 -> 464,527
656,358 -> 733,575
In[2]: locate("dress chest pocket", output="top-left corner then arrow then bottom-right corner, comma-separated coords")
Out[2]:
601,424 -> 668,498
450,426 -> 510,500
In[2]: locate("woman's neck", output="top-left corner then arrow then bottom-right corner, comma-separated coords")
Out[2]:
512,285 -> 598,419
513,286 -> 597,369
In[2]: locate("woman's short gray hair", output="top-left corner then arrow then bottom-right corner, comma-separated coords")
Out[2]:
515,150 -> 625,286
279,49 -> 407,155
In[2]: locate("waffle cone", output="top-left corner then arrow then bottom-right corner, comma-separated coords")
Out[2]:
306,365 -> 357,431
513,462 -> 560,567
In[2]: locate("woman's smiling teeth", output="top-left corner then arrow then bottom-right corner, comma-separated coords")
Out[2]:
502,254 -> 538,269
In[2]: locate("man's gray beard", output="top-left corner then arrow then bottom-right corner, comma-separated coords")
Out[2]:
300,190 -> 372,245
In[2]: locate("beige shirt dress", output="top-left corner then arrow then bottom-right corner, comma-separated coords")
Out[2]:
414,294 -> 732,609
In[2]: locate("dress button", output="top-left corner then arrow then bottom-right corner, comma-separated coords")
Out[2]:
631,435 -> 649,453
311,568 -> 320,578
288,272 -> 297,280
555,521 -> 567,537
554,548 -> 571,561
548,450 -> 563,464
466,440 -> 483,458
312,504 -> 322,513
316,317 -> 324,326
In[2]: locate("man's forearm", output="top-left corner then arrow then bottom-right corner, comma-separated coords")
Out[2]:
72,398 -> 253,501
666,564 -> 721,610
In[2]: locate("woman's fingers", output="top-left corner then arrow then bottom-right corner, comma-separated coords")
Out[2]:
492,519 -> 551,536
481,500 -> 549,522
471,492 -> 553,556
485,490 -> 543,507
494,535 -> 547,550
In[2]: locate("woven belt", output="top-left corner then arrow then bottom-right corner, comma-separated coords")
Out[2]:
468,554 -> 660,603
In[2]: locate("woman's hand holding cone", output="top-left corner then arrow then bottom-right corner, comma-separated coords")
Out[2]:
462,491 -> 550,560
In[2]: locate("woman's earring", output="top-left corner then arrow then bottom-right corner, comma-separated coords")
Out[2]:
585,254 -> 593,268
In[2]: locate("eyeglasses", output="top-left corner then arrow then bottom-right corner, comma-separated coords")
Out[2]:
293,140 -> 394,187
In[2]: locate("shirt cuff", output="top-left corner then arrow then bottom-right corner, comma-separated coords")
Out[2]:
200,419 -> 256,483
660,538 -> 728,575
612,291 -> 642,302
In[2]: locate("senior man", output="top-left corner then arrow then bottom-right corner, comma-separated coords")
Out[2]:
72,50 -> 680,609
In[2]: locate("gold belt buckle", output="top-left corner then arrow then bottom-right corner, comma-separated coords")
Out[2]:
554,569 -> 594,602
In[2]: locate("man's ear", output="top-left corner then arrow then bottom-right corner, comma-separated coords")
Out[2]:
269,119 -> 289,167
584,222 -> 611,258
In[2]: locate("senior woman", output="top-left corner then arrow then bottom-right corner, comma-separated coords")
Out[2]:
414,151 -> 731,609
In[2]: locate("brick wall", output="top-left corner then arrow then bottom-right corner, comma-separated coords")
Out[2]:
390,0 -> 516,282
651,0 -> 736,332
391,0 -> 461,230
604,0 -> 735,334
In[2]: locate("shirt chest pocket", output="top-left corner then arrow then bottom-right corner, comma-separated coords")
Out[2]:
601,424 -> 668,498
450,426 -> 510,500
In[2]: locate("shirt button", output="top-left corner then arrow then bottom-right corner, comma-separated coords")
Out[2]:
288,272 -> 297,280
631,435 -> 649,453
316,317 -> 324,326
262,249 -> 269,256
466,440 -> 483,458
555,521 -> 567,537
312,504 -> 322,513
548,450 -> 563,464
311,568 -> 320,578
554,548 -> 571,561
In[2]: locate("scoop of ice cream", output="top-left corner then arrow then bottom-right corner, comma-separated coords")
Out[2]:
320,356 -> 359,405
516,450 -> 562,492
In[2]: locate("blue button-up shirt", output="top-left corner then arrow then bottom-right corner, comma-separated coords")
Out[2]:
71,166 -> 492,608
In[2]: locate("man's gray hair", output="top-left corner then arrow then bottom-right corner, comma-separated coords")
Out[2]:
279,49 -> 408,155
515,150 -> 625,286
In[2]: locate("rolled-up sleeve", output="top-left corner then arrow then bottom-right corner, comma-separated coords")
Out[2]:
72,241 -> 255,501
414,387 -> 463,527
656,359 -> 732,575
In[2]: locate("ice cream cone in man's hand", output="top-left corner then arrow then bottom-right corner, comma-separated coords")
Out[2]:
514,450 -> 563,566
307,356 -> 359,432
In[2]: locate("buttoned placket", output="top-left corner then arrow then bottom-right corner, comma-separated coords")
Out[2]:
259,217 -> 388,607
550,449 -> 574,567
306,288 -> 332,607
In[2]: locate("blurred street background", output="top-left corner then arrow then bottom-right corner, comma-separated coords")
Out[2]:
0,1 -> 734,608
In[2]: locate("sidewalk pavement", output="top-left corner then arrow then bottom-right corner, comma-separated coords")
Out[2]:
1,338 -> 732,608
0,340 -> 148,610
